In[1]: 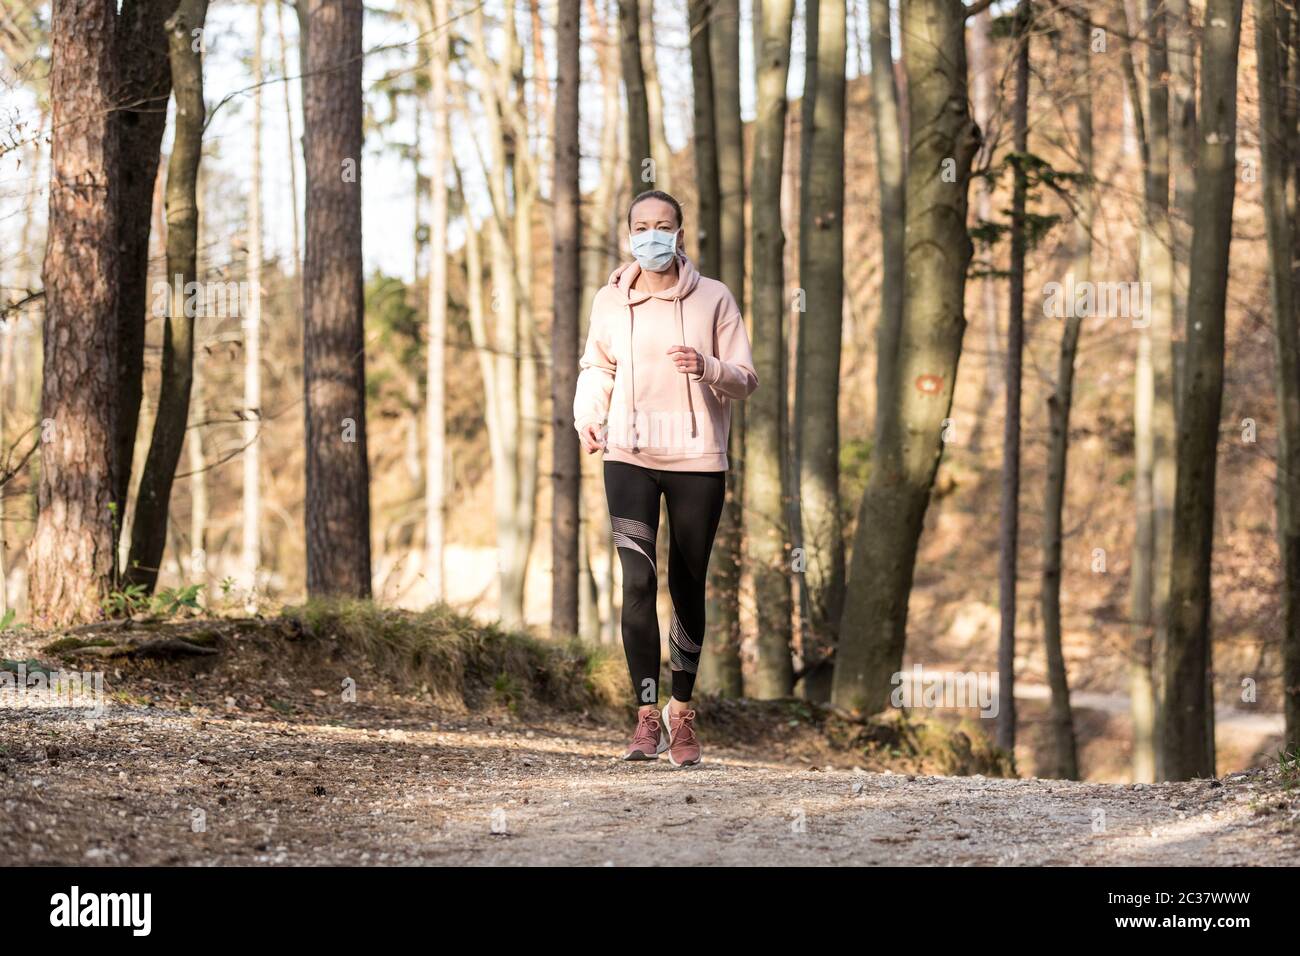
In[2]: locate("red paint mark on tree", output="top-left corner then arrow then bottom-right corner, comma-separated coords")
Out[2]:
915,374 -> 944,395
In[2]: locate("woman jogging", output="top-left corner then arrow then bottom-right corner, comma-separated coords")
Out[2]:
573,190 -> 758,767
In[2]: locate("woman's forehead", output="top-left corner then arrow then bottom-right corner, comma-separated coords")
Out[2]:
631,199 -> 676,224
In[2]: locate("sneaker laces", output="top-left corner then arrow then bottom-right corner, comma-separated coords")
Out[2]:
668,709 -> 697,746
632,710 -> 661,750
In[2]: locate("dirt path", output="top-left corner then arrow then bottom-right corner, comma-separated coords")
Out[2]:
3,703 -> 1297,866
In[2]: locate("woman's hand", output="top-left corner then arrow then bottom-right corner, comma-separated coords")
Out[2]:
668,345 -> 704,377
580,423 -> 605,454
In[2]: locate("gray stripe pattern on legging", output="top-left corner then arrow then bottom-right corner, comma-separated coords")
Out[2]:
669,613 -> 700,673
611,515 -> 656,569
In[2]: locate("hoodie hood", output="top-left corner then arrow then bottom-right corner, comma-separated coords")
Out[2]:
607,252 -> 701,303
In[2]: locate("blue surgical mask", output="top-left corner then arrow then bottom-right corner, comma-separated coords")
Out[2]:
629,228 -> 680,272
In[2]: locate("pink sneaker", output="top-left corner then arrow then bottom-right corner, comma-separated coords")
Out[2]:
661,704 -> 701,767
623,708 -> 669,760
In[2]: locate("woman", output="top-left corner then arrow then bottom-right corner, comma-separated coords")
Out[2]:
573,190 -> 758,767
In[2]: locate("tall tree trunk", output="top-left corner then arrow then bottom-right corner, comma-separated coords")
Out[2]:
997,0 -> 1030,756
868,0 -> 905,453
425,0 -> 450,604
700,0 -> 746,697
581,0 -> 623,326
1143,0 -> 1179,779
276,0 -> 303,276
30,0 -> 125,621
482,36 -> 523,627
552,0 -> 582,637
1131,327 -> 1159,779
747,0 -> 797,698
465,6 -> 535,626
689,0 -> 721,278
795,0 -> 846,702
114,0 -> 178,540
529,0 -> 553,141
31,0 -> 122,624
1257,0 -> 1300,755
832,0 -> 979,711
617,0 -> 653,190
1163,0 -> 1243,781
188,342 -> 208,588
302,0 -> 372,597
511,17 -> 542,630
1167,0 -> 1196,405
1118,0 -> 1166,782
1040,11 -> 1090,782
640,1 -> 672,193
967,3 -> 1000,453
243,0 -> 265,600
126,0 -> 209,593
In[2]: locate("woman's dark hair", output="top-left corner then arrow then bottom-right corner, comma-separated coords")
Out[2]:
627,189 -> 683,229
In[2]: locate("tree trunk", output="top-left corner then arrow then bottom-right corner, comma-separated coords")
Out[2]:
700,0 -> 746,697
746,0 -> 797,698
424,0 -> 450,604
1119,0 -> 1168,782
1131,323 -> 1159,780
832,0 -> 979,712
529,0 -> 553,142
997,0 -> 1030,756
617,0 -> 653,190
188,347 -> 208,588
689,0 -> 721,278
465,7 -> 528,626
1143,0 -> 1179,779
126,0 -> 209,593
510,18 -> 542,630
1163,0 -> 1243,780
276,0 -> 303,277
242,0 -> 265,600
640,1 -> 672,193
30,0 -> 123,624
1167,0 -> 1196,406
113,0 -> 178,537
302,0 -> 372,598
967,3 -> 1000,452
1256,0 -> 1300,755
1040,11 -> 1090,782
552,0 -> 582,637
795,0 -> 846,702
581,0 -> 623,327
868,0 -> 905,452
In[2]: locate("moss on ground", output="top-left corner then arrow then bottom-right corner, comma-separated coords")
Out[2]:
282,599 -> 628,714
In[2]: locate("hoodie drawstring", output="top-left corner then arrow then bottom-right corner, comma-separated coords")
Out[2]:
628,302 -> 639,452
678,297 -> 698,439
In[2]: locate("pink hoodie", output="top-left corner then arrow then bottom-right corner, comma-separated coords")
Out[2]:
573,253 -> 758,471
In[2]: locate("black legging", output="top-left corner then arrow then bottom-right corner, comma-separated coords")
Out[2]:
604,461 -> 726,705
